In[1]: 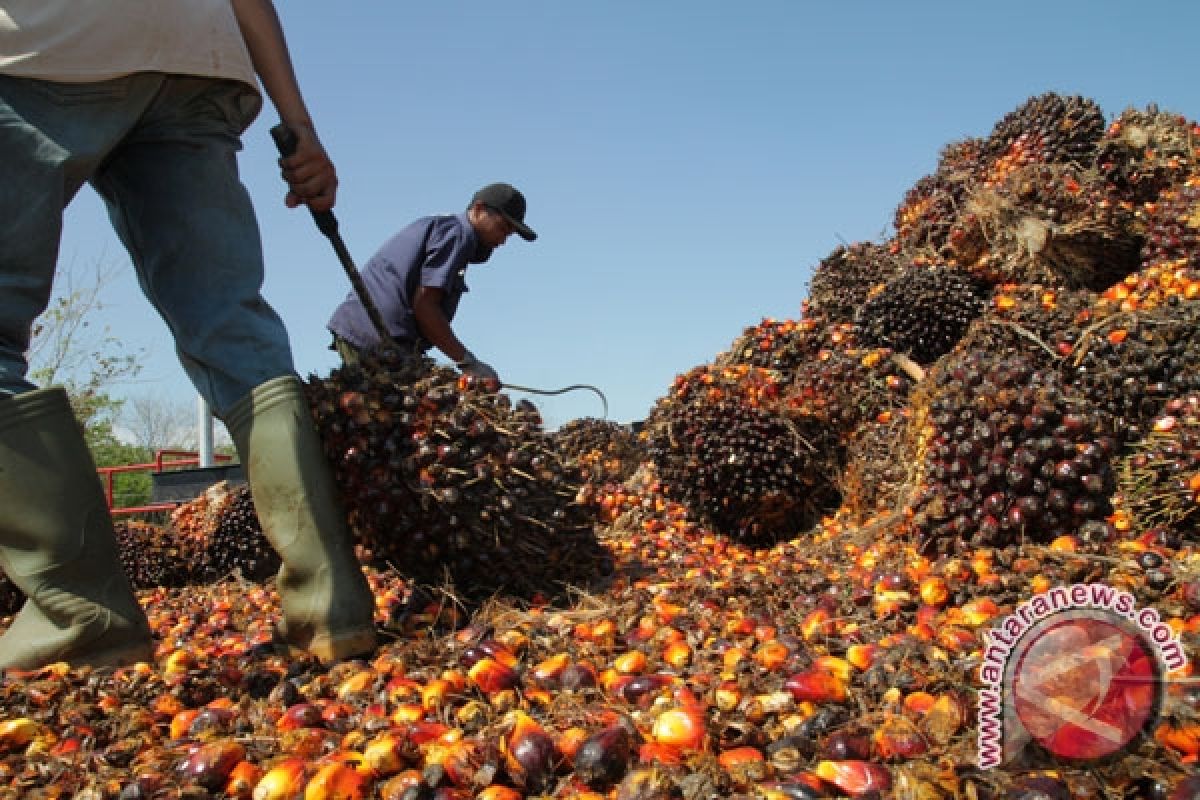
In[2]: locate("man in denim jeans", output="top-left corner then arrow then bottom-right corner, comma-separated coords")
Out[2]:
0,0 -> 377,670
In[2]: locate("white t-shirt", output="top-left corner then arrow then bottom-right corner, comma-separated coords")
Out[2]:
0,0 -> 257,89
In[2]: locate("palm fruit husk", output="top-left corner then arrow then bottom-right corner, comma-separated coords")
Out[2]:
304,349 -> 610,602
552,417 -> 644,486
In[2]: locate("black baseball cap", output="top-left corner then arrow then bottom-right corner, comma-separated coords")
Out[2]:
471,183 -> 537,241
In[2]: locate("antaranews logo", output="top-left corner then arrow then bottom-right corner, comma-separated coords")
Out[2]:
977,583 -> 1188,768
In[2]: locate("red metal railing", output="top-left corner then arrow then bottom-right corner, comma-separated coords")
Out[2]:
97,449 -> 234,517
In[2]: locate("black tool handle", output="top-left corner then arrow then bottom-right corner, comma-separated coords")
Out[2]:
269,123 -> 396,347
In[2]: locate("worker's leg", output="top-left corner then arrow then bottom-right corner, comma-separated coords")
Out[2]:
0,75 -> 157,670
93,77 -> 376,662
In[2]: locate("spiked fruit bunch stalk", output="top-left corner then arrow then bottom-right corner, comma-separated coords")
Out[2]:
304,349 -> 609,601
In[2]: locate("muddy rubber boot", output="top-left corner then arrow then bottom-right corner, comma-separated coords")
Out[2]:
224,375 -> 377,662
0,389 -> 154,672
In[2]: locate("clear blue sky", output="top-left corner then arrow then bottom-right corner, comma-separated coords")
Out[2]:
56,0 -> 1200,427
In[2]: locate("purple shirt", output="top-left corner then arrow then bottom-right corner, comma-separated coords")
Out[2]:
327,213 -> 479,350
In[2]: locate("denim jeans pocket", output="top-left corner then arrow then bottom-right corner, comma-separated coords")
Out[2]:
192,78 -> 263,135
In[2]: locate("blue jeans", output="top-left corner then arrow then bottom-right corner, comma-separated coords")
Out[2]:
0,72 -> 295,417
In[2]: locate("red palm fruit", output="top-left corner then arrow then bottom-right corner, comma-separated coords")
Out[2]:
177,739 -> 247,792
303,761 -> 369,800
574,724 -> 635,790
636,741 -> 684,766
469,657 -> 519,694
531,653 -> 570,687
650,708 -> 706,751
224,761 -> 262,799
613,650 -> 649,675
253,757 -> 309,800
754,640 -> 790,672
872,717 -> 928,760
169,709 -> 200,740
408,721 -> 451,745
503,711 -> 559,793
717,746 -> 768,786
661,640 -> 692,669
845,644 -> 878,671
784,670 -> 848,703
813,760 -> 891,796
278,703 -> 325,732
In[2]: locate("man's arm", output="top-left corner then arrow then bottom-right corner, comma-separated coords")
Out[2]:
230,0 -> 337,211
413,287 -> 469,362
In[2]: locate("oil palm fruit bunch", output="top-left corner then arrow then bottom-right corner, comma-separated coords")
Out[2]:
115,518 -> 192,589
892,173 -> 963,256
719,316 -> 827,375
805,242 -> 904,325
1096,104 -> 1200,205
305,349 -> 608,601
552,417 -> 644,486
1063,302 -> 1200,442
645,364 -> 839,542
193,484 -> 280,584
784,339 -> 914,440
910,350 -> 1116,555
959,283 -> 1093,369
1141,177 -> 1200,271
854,266 -> 989,364
1115,394 -> 1200,541
982,92 -> 1107,185
961,163 -> 1141,289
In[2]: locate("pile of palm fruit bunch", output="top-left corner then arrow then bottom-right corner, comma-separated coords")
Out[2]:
551,417 -> 644,487
303,348 -> 610,602
111,482 -> 279,590
6,91 -> 1200,800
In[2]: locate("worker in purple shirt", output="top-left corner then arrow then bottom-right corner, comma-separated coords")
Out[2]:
327,182 -> 536,383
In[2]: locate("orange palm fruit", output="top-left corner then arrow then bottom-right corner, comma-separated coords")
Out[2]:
303,761 -> 369,800
784,669 -> 847,703
662,640 -> 692,669
0,718 -> 40,750
813,759 -> 892,795
650,708 -> 706,751
362,732 -> 408,778
468,657 -> 519,694
531,653 -> 570,686
224,760 -> 262,799
475,788 -> 523,800
253,757 -> 309,800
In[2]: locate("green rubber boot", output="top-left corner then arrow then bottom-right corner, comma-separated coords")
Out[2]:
0,389 -> 154,672
224,375 -> 377,662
